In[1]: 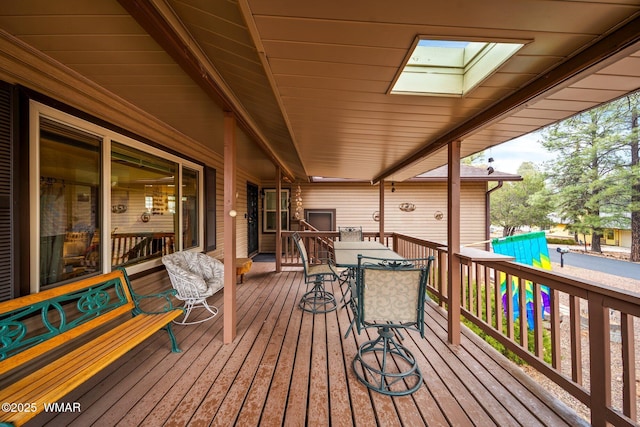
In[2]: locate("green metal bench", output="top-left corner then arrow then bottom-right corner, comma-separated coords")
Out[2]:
0,268 -> 183,426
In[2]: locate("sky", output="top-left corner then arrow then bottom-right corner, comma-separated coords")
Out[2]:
473,131 -> 555,175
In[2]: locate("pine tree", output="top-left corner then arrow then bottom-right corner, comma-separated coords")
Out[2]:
541,92 -> 639,259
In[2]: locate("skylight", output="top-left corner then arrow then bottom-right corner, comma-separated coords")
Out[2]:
390,38 -> 525,97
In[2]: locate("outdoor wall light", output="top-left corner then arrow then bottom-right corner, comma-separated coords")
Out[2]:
229,209 -> 237,217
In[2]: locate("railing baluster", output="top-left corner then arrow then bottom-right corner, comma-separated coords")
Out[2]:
533,281 -> 542,358
549,287 -> 560,369
506,273 -> 514,339
461,263 -> 468,310
475,262 -> 482,320
621,313 -> 637,419
570,295 -> 583,384
439,250 -> 447,307
483,266 -> 490,324
519,276 -> 528,348
495,267 -> 503,334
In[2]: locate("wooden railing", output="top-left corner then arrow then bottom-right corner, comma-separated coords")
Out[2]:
281,229 -> 393,266
281,231 -> 640,426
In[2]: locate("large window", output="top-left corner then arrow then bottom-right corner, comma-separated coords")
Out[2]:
31,102 -> 204,291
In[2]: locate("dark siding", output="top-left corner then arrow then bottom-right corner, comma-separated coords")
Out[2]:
0,83 -> 13,301
205,166 -> 216,252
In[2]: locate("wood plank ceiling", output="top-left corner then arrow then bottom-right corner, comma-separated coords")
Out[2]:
0,0 -> 639,182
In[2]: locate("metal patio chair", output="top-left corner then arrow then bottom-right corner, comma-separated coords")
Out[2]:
292,232 -> 339,313
352,254 -> 434,396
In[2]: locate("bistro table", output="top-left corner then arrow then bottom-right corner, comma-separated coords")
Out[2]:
333,241 -> 404,268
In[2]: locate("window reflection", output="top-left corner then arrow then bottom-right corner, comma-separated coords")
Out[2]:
39,119 -> 101,288
182,167 -> 199,249
111,142 -> 177,266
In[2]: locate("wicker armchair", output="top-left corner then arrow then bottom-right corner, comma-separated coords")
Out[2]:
162,251 -> 224,325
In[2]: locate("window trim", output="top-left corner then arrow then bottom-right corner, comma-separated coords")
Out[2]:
29,100 -> 204,292
262,188 -> 289,233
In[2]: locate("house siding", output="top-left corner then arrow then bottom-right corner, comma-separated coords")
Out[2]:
259,181 -> 488,252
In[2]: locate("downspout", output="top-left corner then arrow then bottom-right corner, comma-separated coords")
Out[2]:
485,181 -> 503,251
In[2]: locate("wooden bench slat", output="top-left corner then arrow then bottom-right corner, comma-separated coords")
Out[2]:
2,312 -> 179,400
2,313 -> 175,401
0,268 -> 182,427
0,311 -> 181,426
0,271 -> 131,312
0,303 -> 134,377
0,270 -> 137,377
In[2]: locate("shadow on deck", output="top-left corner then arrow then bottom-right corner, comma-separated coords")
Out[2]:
30,262 -> 586,426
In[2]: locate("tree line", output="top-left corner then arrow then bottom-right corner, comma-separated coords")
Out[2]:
489,91 -> 639,262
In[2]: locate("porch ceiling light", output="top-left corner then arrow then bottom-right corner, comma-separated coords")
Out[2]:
390,38 -> 525,97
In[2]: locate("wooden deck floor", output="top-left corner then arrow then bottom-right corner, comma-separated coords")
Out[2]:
30,261 -> 587,427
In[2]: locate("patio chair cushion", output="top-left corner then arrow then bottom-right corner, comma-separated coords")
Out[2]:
339,226 -> 363,242
307,263 -> 337,277
163,251 -> 224,296
361,268 -> 422,322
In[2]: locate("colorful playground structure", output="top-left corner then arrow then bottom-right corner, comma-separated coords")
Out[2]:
492,231 -> 552,328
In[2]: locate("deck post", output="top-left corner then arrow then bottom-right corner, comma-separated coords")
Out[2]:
379,180 -> 385,243
275,167 -> 282,272
223,111 -> 237,344
447,139 -> 462,345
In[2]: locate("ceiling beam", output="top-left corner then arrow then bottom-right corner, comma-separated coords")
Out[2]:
117,0 -> 296,182
373,14 -> 640,184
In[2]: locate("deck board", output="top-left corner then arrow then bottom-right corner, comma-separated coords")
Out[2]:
25,262 -> 586,427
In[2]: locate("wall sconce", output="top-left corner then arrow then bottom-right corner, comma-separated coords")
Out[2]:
229,209 -> 237,217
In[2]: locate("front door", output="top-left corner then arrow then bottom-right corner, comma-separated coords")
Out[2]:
247,183 -> 259,256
